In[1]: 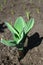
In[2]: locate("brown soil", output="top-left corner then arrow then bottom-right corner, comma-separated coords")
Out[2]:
0,0 -> 43,65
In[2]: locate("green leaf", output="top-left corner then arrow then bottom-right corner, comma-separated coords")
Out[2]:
18,47 -> 23,50
14,17 -> 27,34
5,22 -> 19,37
1,38 -> 16,46
17,32 -> 23,44
12,31 -> 24,44
24,18 -> 34,34
12,34 -> 19,43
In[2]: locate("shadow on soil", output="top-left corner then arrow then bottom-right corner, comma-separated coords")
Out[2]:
19,32 -> 43,60
0,23 -> 7,33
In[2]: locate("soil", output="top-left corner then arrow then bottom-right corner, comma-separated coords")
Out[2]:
0,0 -> 43,65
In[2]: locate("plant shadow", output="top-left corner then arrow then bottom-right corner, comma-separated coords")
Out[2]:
0,23 -> 7,33
19,32 -> 43,60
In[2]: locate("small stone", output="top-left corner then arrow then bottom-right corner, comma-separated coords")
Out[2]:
38,60 -> 41,64
41,57 -> 43,61
1,63 -> 4,65
34,47 -> 38,52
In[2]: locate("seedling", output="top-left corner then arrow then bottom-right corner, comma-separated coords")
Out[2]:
0,17 -> 34,50
26,11 -> 30,20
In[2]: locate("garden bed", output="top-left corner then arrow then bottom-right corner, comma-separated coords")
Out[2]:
0,0 -> 43,65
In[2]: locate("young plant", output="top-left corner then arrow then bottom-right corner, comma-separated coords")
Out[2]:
0,17 -> 34,50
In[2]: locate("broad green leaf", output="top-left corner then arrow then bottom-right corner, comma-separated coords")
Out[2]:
17,32 -> 23,44
12,32 -> 24,44
24,18 -> 34,34
1,38 -> 16,46
14,17 -> 27,34
5,22 -> 19,37
12,34 -> 19,43
23,24 -> 28,34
